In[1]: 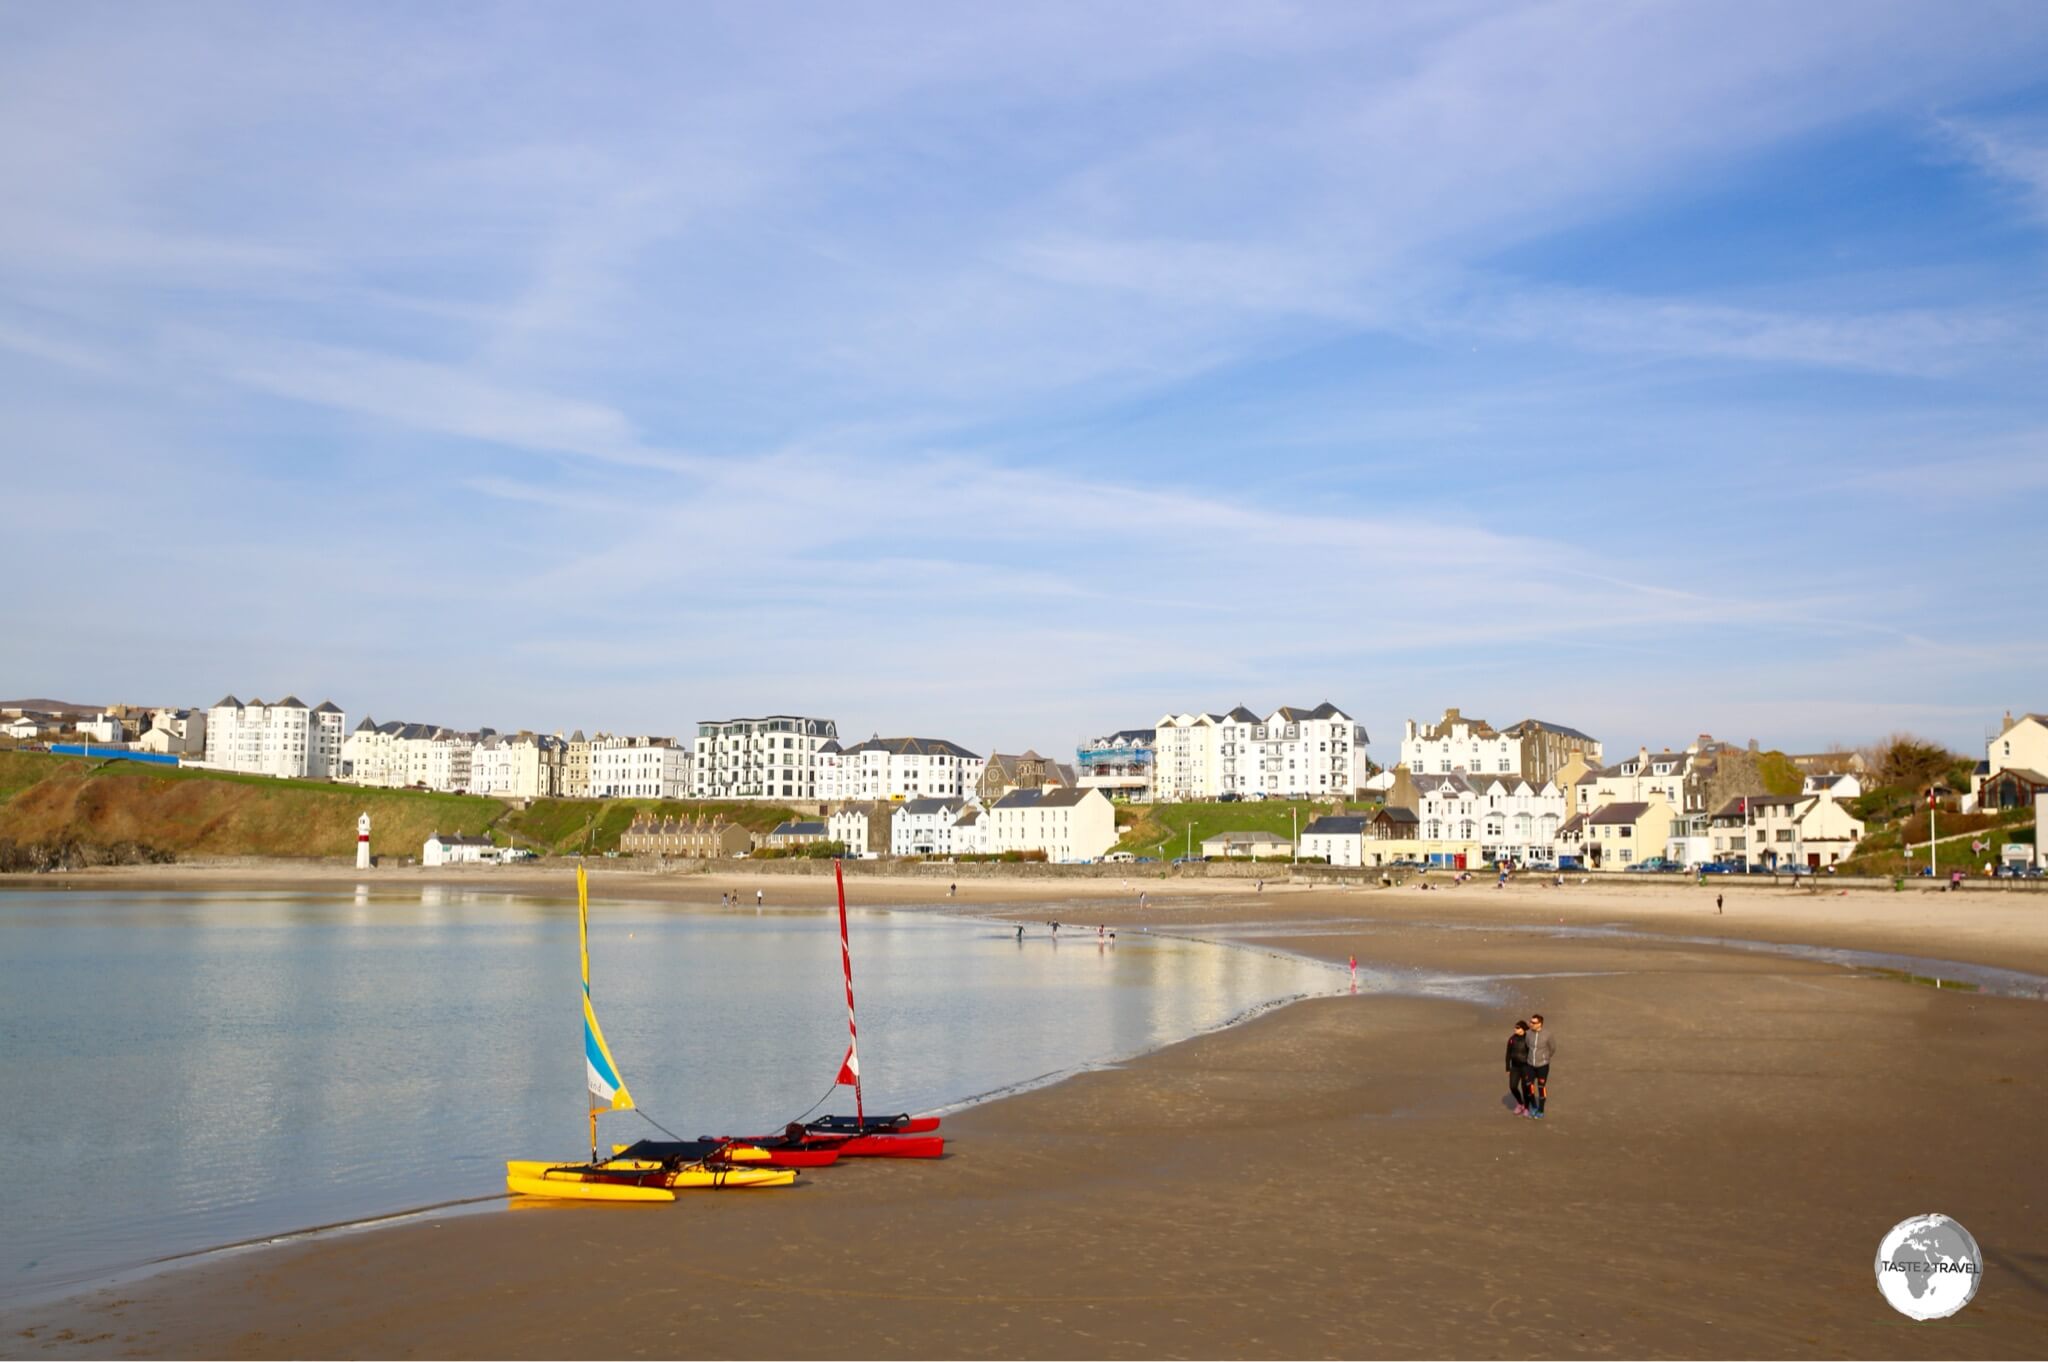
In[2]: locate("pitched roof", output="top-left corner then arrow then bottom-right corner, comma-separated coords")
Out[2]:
1274,701 -> 1344,721
210,695 -> 241,710
429,833 -> 493,847
1375,806 -> 1420,824
313,700 -> 342,714
1507,719 -> 1597,743
1588,802 -> 1652,825
1224,705 -> 1262,723
274,695 -> 308,709
898,798 -> 956,814
847,736 -> 981,760
1303,815 -> 1368,835
772,820 -> 828,836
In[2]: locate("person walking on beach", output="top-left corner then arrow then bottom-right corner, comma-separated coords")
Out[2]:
1348,953 -> 1358,990
1506,1019 -> 1532,1115
755,889 -> 764,908
1716,891 -> 1724,915
1016,924 -> 1024,944
948,883 -> 956,898
1523,1014 -> 1554,1119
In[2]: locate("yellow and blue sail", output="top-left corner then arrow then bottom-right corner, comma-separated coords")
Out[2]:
578,865 -> 634,1111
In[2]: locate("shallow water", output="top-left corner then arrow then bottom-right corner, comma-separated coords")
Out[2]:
0,887 -> 1337,1305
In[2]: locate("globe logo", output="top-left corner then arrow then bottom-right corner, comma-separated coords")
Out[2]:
1875,1214 -> 1982,1320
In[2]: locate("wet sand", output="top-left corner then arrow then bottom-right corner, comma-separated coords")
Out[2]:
5,871 -> 2046,1358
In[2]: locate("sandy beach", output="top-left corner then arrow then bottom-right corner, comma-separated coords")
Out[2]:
5,866 -> 2045,1358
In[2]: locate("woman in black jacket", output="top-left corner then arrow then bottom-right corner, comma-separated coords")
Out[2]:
1506,1020 -> 1532,1115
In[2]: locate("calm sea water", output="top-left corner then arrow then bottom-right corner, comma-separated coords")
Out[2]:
0,886 -> 1337,1304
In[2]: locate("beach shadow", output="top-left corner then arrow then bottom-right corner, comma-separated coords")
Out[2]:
2001,1249 -> 2048,1302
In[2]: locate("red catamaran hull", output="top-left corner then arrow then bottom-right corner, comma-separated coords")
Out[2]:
726,1133 -> 945,1159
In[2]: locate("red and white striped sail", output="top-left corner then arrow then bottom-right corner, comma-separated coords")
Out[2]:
833,859 -> 863,1122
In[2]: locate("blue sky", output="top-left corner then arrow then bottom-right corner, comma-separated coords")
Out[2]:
2,3 -> 2045,761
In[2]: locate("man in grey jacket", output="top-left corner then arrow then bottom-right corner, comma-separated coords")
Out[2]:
1524,1014 -> 1555,1119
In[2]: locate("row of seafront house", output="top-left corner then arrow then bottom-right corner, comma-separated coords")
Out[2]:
13,694 -> 2046,871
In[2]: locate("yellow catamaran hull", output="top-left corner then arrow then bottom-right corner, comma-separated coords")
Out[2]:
505,1160 -> 797,1195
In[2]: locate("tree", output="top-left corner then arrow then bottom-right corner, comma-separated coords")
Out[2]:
1873,733 -> 1956,794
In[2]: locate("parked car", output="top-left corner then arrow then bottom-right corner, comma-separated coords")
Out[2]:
1217,792 -> 1240,803
1171,855 -> 1208,864
1699,861 -> 1739,874
1994,863 -> 2042,879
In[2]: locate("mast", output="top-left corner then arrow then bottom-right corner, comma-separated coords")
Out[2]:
579,863 -> 635,1162
834,858 -> 864,1127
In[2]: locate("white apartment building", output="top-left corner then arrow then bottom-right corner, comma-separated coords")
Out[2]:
590,736 -> 690,799
469,733 -> 565,799
407,729 -> 474,792
1399,709 -> 1602,785
693,715 -> 839,800
890,798 -> 967,856
984,787 -> 1118,861
343,719 -> 472,791
204,695 -> 346,779
815,740 -> 847,802
840,737 -> 983,802
1151,703 -> 1367,801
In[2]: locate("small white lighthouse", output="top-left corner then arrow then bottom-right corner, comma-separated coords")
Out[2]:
356,811 -> 372,870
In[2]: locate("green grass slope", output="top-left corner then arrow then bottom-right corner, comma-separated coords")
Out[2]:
1113,799 -> 1332,859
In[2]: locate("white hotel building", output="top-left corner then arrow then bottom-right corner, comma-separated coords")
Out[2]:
1151,703 -> 1368,801
693,715 -> 838,801
823,737 -> 983,803
589,736 -> 691,800
204,695 -> 346,779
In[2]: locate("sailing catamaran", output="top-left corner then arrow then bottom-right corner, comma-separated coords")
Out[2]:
725,860 -> 945,1159
505,865 -> 797,1201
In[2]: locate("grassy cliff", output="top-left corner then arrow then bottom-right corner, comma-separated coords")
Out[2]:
0,752 -> 801,862
0,751 -> 504,859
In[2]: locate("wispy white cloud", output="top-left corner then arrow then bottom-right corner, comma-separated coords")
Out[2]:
1938,116 -> 2048,224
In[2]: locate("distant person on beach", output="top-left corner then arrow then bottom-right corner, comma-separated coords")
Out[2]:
1506,1020 -> 1532,1116
1716,892 -> 1724,915
948,883 -> 956,897
1523,1014 -> 1554,1119
1016,925 -> 1024,944
1348,954 -> 1358,989
756,889 -> 764,907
